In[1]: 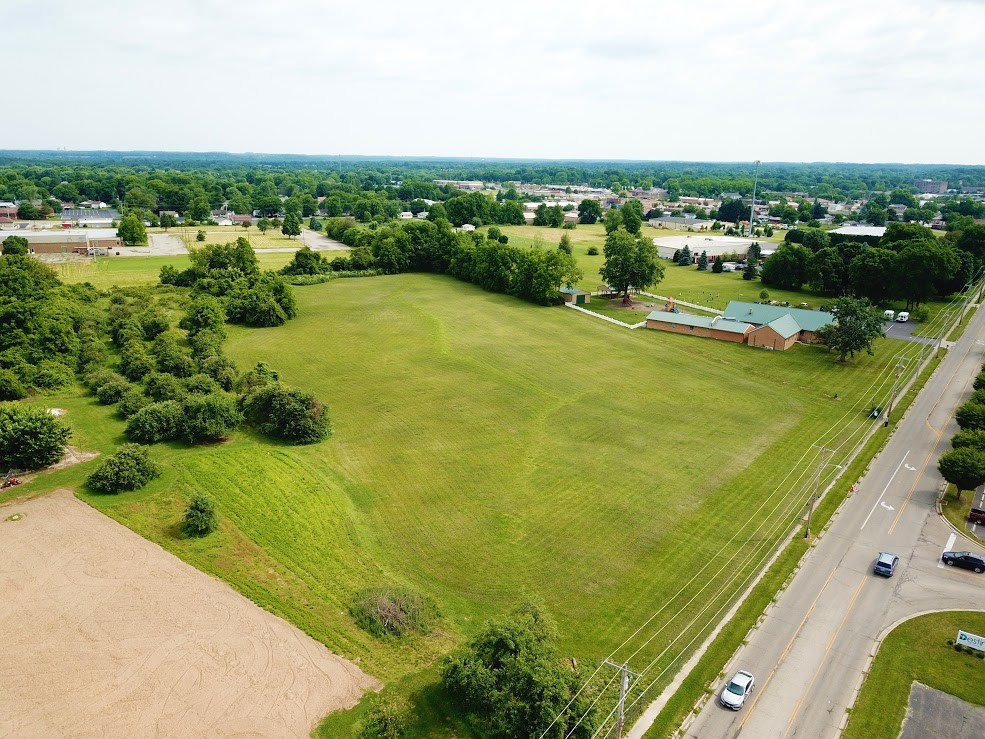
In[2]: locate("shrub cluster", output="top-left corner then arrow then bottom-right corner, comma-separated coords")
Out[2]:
160,238 -> 298,327
241,382 -> 332,444
0,404 -> 72,470
86,443 -> 159,493
321,218 -> 582,305
351,587 -> 439,638
184,493 -> 218,536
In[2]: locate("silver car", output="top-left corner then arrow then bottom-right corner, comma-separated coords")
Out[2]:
720,670 -> 756,710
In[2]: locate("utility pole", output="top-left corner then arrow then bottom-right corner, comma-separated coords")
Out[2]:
884,354 -> 909,426
805,445 -> 833,539
603,659 -> 640,738
748,160 -> 761,237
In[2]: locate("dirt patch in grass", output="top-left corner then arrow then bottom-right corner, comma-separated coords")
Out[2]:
0,490 -> 379,738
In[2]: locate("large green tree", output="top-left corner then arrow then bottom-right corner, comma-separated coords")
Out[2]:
577,199 -> 602,224
599,227 -> 663,295
2,235 -> 29,255
894,239 -> 959,307
815,296 -> 885,361
117,214 -> 147,245
759,243 -> 810,290
281,211 -> 302,238
938,447 -> 985,500
847,248 -> 897,302
442,602 -> 597,738
620,199 -> 644,234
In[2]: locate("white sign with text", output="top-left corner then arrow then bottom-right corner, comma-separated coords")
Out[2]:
957,630 -> 985,651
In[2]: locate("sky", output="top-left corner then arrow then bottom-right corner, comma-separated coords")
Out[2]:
5,0 -> 985,164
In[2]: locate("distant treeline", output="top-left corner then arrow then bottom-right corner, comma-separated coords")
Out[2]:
2,153 -> 984,210
283,217 -> 582,305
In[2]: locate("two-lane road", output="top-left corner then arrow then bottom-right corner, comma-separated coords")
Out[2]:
684,305 -> 985,739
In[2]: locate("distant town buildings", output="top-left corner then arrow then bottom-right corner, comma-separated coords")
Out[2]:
913,179 -> 947,194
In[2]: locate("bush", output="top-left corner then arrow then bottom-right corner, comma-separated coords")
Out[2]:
144,372 -> 188,402
0,369 -> 27,400
184,373 -> 221,395
0,404 -> 72,470
153,333 -> 194,377
84,368 -> 126,392
241,383 -> 332,444
238,362 -> 279,394
182,392 -> 241,443
586,246 -> 599,256
96,378 -> 131,405
140,311 -> 170,340
911,305 -> 930,322
118,388 -> 151,418
86,443 -> 159,493
351,587 -> 439,638
32,360 -> 75,390
119,340 -> 155,381
184,493 -> 218,536
360,693 -> 413,739
125,400 -> 184,443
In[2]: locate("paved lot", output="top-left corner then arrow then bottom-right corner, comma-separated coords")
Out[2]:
900,683 -> 985,739
0,490 -> 378,738
883,318 -> 935,344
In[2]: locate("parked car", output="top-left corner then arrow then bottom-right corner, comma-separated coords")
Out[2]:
720,670 -> 756,710
883,310 -> 895,320
896,311 -> 910,322
873,552 -> 899,577
941,551 -> 985,573
968,507 -> 985,524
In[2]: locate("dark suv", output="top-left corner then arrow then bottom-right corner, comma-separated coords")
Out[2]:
941,551 -> 985,573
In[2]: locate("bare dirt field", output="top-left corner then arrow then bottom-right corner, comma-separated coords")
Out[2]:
0,490 -> 379,738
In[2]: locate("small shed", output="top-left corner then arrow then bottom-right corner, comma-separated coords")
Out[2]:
560,286 -> 591,305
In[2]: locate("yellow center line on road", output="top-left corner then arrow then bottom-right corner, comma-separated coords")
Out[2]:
735,566 -> 839,732
889,334 -> 981,535
781,574 -> 868,739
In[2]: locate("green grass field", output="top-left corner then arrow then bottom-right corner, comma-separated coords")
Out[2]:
843,611 -> 985,739
153,225 -> 312,250
7,268 -> 935,736
52,252 -> 295,289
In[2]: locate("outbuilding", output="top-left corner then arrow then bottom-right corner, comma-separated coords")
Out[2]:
559,287 -> 591,305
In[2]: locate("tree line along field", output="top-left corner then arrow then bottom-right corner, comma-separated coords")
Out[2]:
22,268 -> 921,735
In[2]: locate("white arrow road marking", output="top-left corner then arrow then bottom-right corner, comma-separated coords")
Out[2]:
880,501 -> 895,511
939,532 -> 957,568
862,453 -> 909,530
904,464 -> 916,471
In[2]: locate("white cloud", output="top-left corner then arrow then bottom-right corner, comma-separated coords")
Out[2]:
3,0 -> 984,163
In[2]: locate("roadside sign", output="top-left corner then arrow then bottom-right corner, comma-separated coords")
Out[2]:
957,630 -> 985,651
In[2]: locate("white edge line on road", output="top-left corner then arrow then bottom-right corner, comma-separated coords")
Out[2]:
938,532 -> 957,568
861,452 -> 910,530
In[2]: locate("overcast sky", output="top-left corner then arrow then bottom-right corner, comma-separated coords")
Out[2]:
5,0 -> 985,164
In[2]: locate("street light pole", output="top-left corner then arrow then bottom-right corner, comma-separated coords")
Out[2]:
748,160 -> 761,237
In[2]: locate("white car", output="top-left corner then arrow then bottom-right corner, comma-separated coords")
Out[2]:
720,670 -> 756,710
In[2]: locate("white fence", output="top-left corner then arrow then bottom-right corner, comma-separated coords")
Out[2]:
565,303 -> 646,329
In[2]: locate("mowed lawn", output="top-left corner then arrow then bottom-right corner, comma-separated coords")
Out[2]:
843,611 -> 985,739
211,276 -> 908,673
18,271 -> 920,733
53,251 -> 295,289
